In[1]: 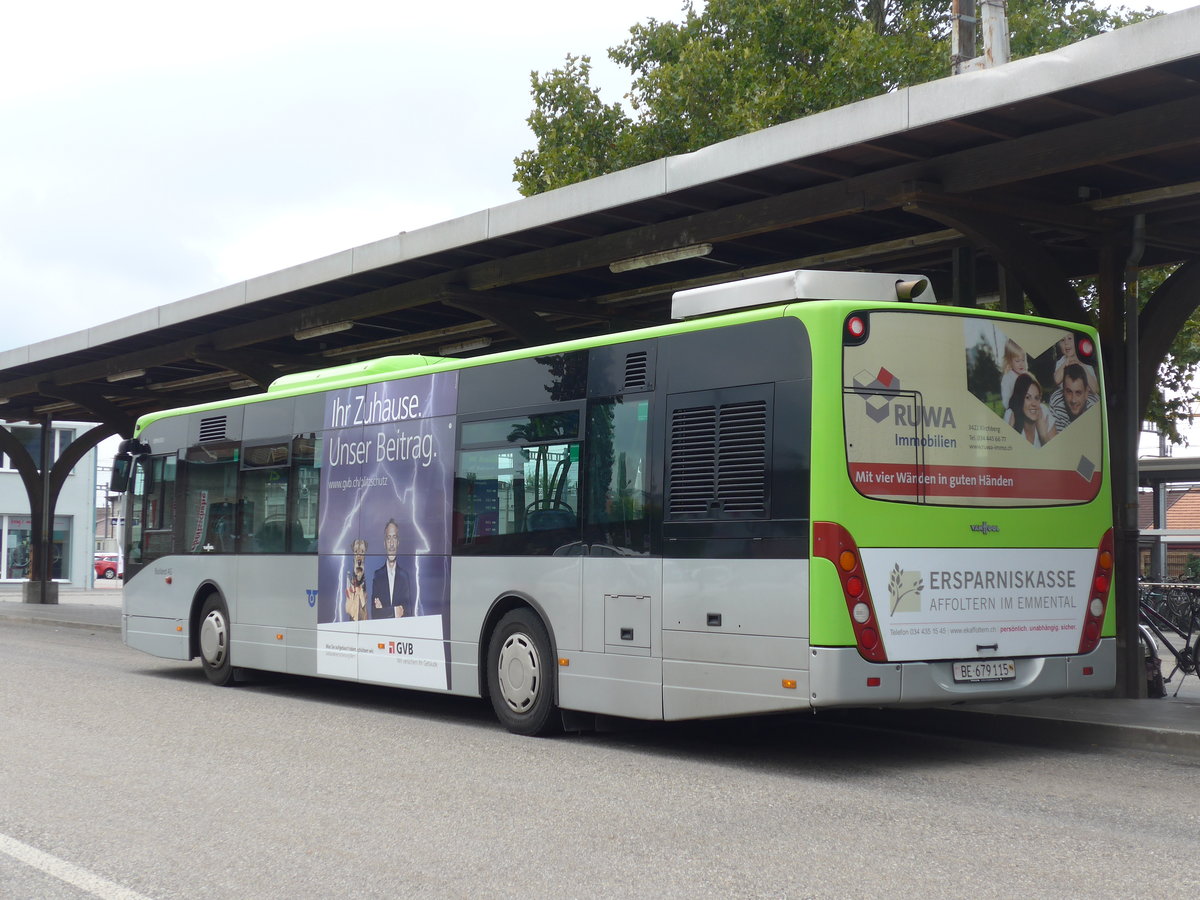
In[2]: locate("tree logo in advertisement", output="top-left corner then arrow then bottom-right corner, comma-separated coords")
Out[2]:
888,563 -> 924,614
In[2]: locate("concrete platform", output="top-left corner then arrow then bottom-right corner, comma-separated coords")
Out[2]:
3,587 -> 1197,758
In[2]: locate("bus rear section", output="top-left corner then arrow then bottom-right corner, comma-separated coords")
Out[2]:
809,305 -> 1115,707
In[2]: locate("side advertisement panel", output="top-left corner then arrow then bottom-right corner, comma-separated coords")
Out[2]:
315,371 -> 458,689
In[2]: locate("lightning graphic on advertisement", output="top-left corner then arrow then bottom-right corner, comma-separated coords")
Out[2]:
317,371 -> 457,626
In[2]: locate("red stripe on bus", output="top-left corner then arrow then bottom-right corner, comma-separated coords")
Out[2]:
847,463 -> 1099,501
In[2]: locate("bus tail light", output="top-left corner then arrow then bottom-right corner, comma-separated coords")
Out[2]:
1078,528 -> 1114,655
844,313 -> 869,345
814,522 -> 888,662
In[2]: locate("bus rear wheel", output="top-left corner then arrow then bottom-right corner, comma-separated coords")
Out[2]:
486,608 -> 559,736
198,593 -> 235,686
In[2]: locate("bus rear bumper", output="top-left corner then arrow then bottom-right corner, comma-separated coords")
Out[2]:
809,638 -> 1116,708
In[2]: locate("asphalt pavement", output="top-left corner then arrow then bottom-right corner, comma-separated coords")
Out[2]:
3,585 -> 1198,759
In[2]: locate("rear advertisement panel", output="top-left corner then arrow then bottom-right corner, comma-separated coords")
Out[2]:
315,371 -> 458,689
844,312 -> 1103,507
859,547 -> 1095,660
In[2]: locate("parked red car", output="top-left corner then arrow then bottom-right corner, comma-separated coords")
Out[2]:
94,554 -> 121,580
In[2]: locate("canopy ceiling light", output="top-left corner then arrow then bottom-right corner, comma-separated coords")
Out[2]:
294,321 -> 353,341
438,337 -> 493,355
609,243 -> 713,273
106,368 -> 146,382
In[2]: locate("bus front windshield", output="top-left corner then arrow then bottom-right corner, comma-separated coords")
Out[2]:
843,312 -> 1103,508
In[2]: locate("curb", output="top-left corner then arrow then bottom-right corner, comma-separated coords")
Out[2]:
25,617 -> 121,634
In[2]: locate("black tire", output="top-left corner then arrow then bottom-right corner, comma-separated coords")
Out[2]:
1139,626 -> 1166,698
486,608 -> 560,736
1179,643 -> 1199,678
198,593 -> 236,686
102,567 -> 117,580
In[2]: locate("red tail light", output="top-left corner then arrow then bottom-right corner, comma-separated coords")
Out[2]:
1078,528 -> 1114,654
813,522 -> 887,662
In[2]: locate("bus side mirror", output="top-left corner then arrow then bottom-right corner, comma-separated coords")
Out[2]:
109,438 -> 150,493
110,454 -> 133,494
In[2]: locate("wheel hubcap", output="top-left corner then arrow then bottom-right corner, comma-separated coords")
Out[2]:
497,632 -> 540,714
200,608 -> 228,668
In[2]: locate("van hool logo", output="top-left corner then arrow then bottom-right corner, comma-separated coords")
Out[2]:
306,589 -> 318,608
888,563 -> 924,614
853,367 -> 899,422
971,522 -> 1000,534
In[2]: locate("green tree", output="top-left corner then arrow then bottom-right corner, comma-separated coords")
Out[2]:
1070,264 -> 1200,443
514,56 -> 633,202
515,0 -> 1200,440
966,335 -> 1003,414
514,0 -> 1154,196
1135,266 -> 1200,445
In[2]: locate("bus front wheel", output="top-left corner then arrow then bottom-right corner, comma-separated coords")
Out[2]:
198,593 -> 235,686
486,608 -> 559,736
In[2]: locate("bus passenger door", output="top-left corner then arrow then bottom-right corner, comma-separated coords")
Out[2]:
564,396 -> 664,720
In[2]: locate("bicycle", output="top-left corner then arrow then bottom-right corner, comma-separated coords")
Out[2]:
1138,591 -> 1200,698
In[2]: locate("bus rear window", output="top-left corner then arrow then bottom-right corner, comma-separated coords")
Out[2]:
843,311 -> 1103,508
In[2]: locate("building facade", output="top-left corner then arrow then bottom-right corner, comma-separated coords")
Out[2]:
0,421 -> 98,589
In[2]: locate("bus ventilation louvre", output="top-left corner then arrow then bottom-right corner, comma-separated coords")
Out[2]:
813,522 -> 888,662
668,400 -> 768,518
198,415 -> 228,443
624,351 -> 649,391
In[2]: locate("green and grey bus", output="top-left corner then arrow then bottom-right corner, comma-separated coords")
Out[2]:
114,269 -> 1115,734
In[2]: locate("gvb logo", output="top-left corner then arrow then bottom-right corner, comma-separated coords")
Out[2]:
888,563 -> 924,614
306,589 -> 318,608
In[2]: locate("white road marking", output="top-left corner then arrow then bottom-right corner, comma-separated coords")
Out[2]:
0,833 -> 153,900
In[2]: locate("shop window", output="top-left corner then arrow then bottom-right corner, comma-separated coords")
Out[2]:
1,514 -> 71,580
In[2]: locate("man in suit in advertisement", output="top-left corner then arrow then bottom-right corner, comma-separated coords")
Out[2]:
371,519 -> 411,618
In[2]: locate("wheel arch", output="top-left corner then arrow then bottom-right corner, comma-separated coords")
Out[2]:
188,579 -> 228,661
477,591 -> 559,704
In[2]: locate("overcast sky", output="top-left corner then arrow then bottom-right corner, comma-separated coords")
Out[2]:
2,0 -> 1195,356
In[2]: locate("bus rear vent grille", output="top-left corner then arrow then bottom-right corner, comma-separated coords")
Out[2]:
198,415 -> 228,443
624,351 -> 649,390
668,400 -> 767,518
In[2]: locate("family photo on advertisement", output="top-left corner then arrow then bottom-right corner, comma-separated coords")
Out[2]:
967,323 -> 1099,448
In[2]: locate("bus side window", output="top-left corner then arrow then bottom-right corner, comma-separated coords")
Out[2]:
240,441 -> 290,554
289,435 -> 319,553
129,455 -> 177,564
454,409 -> 582,555
584,398 -> 651,555
181,442 -> 240,553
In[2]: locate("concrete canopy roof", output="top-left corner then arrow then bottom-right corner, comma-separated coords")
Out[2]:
3,8 -> 1200,430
